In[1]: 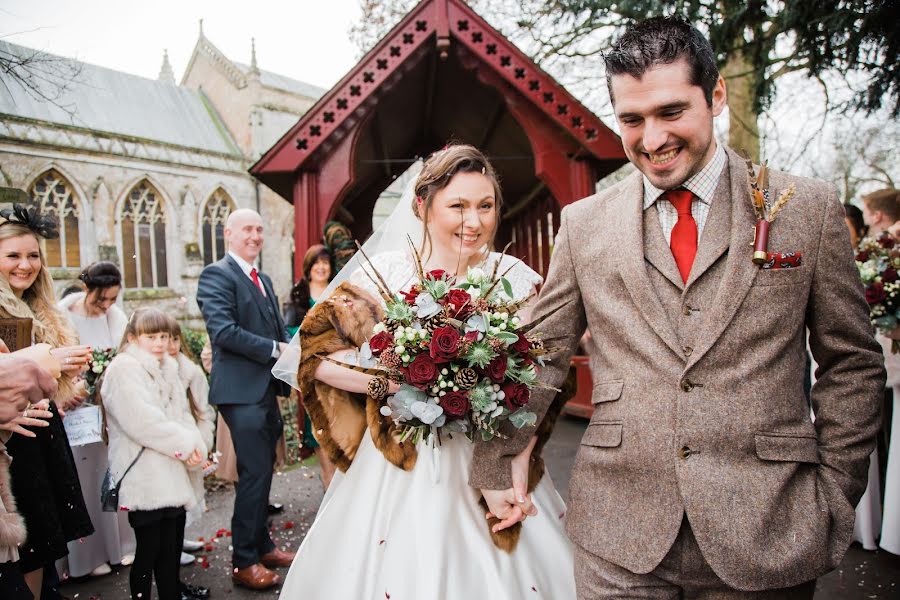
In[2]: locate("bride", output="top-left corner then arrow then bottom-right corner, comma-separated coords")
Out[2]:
274,145 -> 576,599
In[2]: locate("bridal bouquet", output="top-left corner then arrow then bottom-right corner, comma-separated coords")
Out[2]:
324,242 -> 564,443
856,232 -> 900,352
84,348 -> 117,402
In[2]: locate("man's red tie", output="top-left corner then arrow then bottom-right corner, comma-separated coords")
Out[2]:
250,267 -> 265,296
666,189 -> 697,283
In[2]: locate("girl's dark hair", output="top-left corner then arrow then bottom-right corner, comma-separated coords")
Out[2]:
79,261 -> 122,291
844,203 -> 867,241
604,16 -> 720,107
166,320 -> 198,362
412,144 -> 502,260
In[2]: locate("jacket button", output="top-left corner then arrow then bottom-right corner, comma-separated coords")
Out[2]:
680,378 -> 694,392
683,346 -> 693,357
682,305 -> 692,316
679,446 -> 693,459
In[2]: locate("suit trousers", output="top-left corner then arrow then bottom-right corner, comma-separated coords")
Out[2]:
574,518 -> 817,599
219,386 -> 284,568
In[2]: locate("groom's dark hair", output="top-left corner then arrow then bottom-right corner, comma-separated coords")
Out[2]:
605,16 -> 720,107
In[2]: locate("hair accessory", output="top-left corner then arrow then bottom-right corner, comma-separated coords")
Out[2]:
416,195 -> 423,205
0,203 -> 59,240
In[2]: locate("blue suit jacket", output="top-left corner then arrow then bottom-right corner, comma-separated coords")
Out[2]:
197,255 -> 290,405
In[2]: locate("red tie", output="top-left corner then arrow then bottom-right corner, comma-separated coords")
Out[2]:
250,268 -> 265,296
666,189 -> 697,283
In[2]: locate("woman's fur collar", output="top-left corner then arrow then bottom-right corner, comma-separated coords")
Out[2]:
58,292 -> 128,345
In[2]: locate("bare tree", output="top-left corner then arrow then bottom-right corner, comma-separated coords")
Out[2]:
0,40 -> 83,118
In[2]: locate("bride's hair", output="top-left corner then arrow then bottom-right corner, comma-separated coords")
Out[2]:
412,144 -> 503,260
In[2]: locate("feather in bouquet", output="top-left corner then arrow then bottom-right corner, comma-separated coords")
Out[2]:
856,232 -> 900,352
84,348 -> 117,402
321,238 -> 566,444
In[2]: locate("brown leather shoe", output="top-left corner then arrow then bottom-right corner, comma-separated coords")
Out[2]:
232,563 -> 281,590
260,548 -> 296,568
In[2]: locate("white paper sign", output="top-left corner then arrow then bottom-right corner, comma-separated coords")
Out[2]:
63,405 -> 103,447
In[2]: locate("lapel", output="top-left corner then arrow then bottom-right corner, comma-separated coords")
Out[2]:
685,172 -> 732,288
616,173 -> 684,358
226,255 -> 275,329
685,147 -> 761,369
643,203 -> 683,290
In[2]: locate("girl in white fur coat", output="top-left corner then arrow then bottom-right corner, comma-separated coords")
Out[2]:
101,308 -> 206,600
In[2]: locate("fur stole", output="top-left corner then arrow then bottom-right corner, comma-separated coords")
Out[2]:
0,440 -> 26,557
297,282 -> 577,553
298,282 -> 415,472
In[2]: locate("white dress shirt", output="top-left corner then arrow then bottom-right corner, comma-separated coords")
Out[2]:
228,251 -> 280,358
642,142 -> 728,245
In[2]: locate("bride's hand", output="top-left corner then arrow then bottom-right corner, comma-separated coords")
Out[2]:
482,488 -> 526,533
510,435 -> 539,517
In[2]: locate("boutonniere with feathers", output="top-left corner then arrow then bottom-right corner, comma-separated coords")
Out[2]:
0,203 -> 60,240
739,152 -> 796,265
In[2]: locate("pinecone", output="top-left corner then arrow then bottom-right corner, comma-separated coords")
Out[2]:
454,367 -> 478,389
367,376 -> 389,401
422,315 -> 448,335
380,348 -> 402,369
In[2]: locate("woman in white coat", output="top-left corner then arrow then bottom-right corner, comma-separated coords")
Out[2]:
57,261 -> 134,577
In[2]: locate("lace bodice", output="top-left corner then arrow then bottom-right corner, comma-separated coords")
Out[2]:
349,250 -> 543,304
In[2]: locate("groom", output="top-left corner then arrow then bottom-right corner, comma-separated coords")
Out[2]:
472,16 -> 885,598
197,208 -> 293,589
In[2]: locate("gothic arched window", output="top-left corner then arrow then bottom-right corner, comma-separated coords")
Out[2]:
120,181 -> 168,288
28,170 -> 81,268
201,189 -> 234,266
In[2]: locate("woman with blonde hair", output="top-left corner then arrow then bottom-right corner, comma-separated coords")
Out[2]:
0,204 -> 94,598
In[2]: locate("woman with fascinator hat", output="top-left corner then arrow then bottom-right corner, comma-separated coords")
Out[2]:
0,204 -> 95,598
273,146 -> 576,599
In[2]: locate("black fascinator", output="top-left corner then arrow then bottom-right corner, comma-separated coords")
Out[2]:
0,203 -> 60,240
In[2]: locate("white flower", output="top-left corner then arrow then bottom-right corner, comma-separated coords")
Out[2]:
414,292 -> 442,319
373,322 -> 387,334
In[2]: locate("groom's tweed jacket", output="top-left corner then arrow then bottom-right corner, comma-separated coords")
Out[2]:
470,147 -> 885,590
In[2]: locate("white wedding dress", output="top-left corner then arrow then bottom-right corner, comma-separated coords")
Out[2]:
278,251 -> 577,599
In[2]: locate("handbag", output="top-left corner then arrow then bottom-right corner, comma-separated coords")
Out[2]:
100,448 -> 145,512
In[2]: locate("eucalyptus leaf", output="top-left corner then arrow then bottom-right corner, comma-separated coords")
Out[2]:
509,409 -> 537,429
501,277 -> 513,298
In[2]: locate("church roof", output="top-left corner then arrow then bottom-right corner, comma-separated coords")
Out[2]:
0,40 -> 241,156
233,62 -> 326,100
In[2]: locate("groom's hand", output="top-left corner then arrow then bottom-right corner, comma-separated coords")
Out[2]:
482,489 -> 527,532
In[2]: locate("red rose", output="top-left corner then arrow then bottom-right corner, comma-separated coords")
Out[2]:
439,391 -> 470,418
511,333 -> 530,355
403,353 -> 438,389
429,326 -> 462,363
444,288 -> 474,319
427,269 -> 450,281
401,287 -> 420,305
369,331 -> 394,355
501,382 -> 530,410
484,354 -> 508,383
856,250 -> 870,262
879,234 -> 896,249
866,282 -> 887,305
464,330 -> 480,343
884,268 -> 899,283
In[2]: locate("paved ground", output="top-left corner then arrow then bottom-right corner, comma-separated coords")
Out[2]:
61,415 -> 899,599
